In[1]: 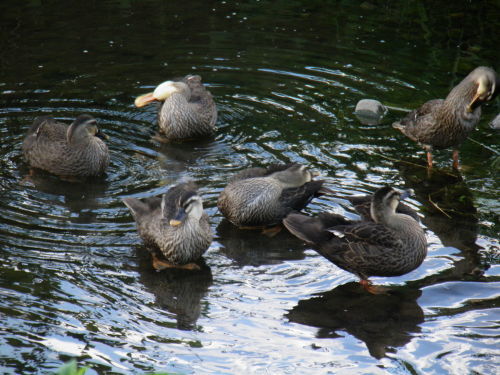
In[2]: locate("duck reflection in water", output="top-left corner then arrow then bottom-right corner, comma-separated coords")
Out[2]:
155,138 -> 216,173
216,219 -> 307,267
137,250 -> 213,331
21,171 -> 109,223
397,162 -> 486,279
286,282 -> 423,359
399,163 -> 479,251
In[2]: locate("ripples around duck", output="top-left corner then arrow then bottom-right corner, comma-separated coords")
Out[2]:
1,1 -> 499,374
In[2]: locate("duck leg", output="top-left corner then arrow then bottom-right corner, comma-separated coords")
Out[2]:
359,279 -> 389,295
426,151 -> 433,169
261,224 -> 283,237
452,150 -> 460,169
152,254 -> 200,271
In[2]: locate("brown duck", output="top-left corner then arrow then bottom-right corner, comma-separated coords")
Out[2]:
134,75 -> 217,140
393,66 -> 498,169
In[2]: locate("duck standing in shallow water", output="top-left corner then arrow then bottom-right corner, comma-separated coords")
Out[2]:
134,75 -> 217,140
218,164 -> 327,229
22,114 -> 109,178
393,66 -> 498,169
284,186 -> 427,294
123,182 -> 212,271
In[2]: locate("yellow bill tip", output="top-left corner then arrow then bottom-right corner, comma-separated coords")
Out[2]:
134,92 -> 156,107
169,219 -> 182,227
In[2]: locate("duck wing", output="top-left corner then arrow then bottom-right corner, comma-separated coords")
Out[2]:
321,221 -> 406,277
279,180 -> 326,213
392,99 -> 444,142
122,196 -> 162,222
228,164 -> 297,183
284,212 -> 353,245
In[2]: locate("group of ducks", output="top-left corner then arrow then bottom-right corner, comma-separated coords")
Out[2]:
21,67 -> 498,293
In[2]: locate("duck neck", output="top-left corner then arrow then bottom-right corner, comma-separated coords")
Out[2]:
439,80 -> 481,131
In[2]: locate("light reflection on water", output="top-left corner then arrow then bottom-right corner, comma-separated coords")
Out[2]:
0,1 -> 499,374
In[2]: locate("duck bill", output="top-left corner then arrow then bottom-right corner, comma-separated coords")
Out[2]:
96,128 -> 109,141
467,92 -> 482,113
169,209 -> 187,227
134,92 -> 157,108
399,189 -> 415,200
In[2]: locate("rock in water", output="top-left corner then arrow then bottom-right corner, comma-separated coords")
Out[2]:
354,99 -> 387,125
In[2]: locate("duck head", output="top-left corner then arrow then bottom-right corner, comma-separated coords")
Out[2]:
134,81 -> 191,107
163,191 -> 204,227
66,114 -> 108,144
273,164 -> 318,188
370,186 -> 414,224
466,66 -> 498,112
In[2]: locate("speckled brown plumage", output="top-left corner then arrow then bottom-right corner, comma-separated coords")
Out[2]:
123,182 -> 212,267
393,66 -> 498,168
22,114 -> 109,178
136,75 -> 217,140
218,164 -> 326,227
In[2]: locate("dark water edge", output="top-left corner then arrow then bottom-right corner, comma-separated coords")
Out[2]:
0,1 -> 499,374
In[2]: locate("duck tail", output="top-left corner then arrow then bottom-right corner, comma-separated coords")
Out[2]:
284,212 -> 349,245
122,198 -> 148,220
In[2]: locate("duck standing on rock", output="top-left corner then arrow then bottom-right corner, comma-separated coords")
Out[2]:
22,114 -> 109,179
123,182 -> 212,271
134,75 -> 217,140
218,164 -> 327,231
393,66 -> 498,169
284,186 -> 427,294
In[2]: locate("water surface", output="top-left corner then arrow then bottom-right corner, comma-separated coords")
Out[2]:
0,1 -> 499,374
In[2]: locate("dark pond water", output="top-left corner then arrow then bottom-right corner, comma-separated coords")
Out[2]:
1,1 -> 499,374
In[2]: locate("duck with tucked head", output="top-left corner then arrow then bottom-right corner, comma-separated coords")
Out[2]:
134,75 -> 217,140
393,66 -> 498,169
22,114 -> 109,178
123,182 -> 212,271
218,164 -> 327,229
284,186 -> 427,294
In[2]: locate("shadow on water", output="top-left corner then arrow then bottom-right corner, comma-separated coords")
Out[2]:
136,247 -> 213,331
396,162 -> 489,287
216,219 -> 307,267
21,170 -> 109,218
397,162 -> 480,252
286,282 -> 424,359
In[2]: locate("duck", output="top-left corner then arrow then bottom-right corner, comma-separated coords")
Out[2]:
134,75 -> 217,140
123,182 -> 212,271
283,186 -> 427,294
217,164 -> 327,228
393,66 -> 498,169
22,114 -> 109,178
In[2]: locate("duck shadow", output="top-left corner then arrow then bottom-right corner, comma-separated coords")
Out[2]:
136,246 -> 213,331
154,137 -> 216,172
216,219 -> 307,267
397,162 -> 480,252
286,282 -> 424,359
397,162 -> 487,283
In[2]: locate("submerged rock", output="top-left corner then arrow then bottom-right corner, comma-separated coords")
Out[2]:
354,99 -> 387,125
490,113 -> 500,129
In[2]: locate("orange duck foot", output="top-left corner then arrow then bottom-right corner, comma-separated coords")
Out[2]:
452,150 -> 460,170
152,254 -> 200,271
359,279 -> 390,295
